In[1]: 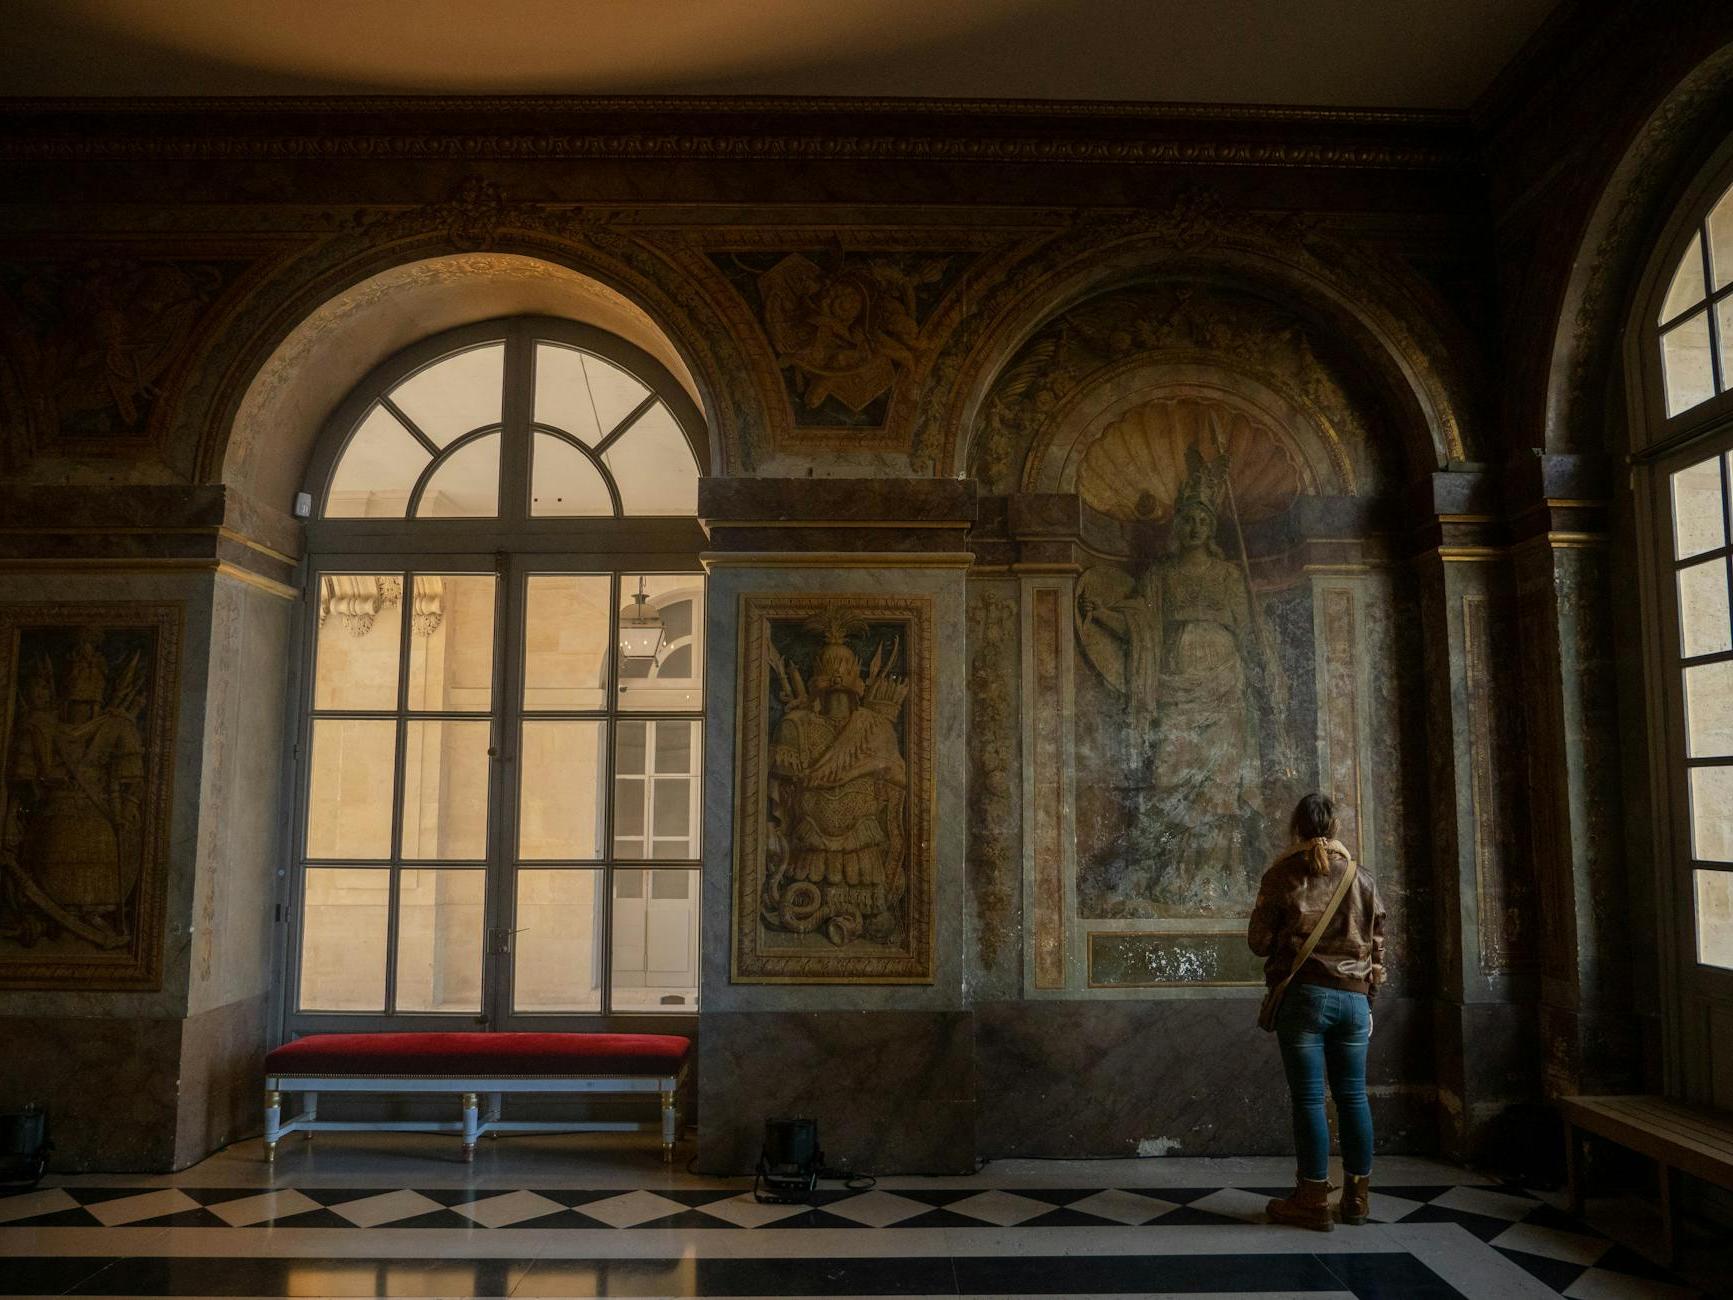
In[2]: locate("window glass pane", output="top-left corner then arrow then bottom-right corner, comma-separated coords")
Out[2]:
1662,310 -> 1716,417
530,432 -> 614,517
513,869 -> 601,1011
611,868 -> 698,1012
406,575 -> 495,711
618,577 -> 704,711
1691,765 -> 1733,861
615,720 -> 649,859
415,434 -> 499,518
1661,233 -> 1707,324
299,868 -> 388,1010
388,343 -> 504,447
1671,456 -> 1726,559
1679,557 -> 1733,658
307,719 -> 395,859
523,575 -> 611,710
325,406 -> 429,518
1685,661 -> 1733,758
313,574 -> 402,710
518,720 -> 606,859
394,868 -> 485,1012
604,403 -> 698,515
585,353 -> 651,436
400,719 -> 491,860
531,343 -> 604,445
1697,870 -> 1733,970
1709,186 -> 1733,289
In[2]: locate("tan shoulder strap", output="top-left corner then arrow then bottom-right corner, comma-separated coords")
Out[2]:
1271,859 -> 1357,1000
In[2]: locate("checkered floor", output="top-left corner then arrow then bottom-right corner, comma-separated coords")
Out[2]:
0,1175 -> 1705,1296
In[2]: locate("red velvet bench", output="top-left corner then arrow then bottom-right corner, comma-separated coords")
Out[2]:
263,1032 -> 690,1164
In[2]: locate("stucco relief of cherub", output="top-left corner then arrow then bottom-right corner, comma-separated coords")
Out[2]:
753,252 -> 947,414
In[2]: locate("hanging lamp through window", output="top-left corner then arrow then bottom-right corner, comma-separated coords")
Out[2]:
619,576 -> 665,662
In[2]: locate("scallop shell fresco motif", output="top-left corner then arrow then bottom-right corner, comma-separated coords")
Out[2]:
1076,397 -> 1303,524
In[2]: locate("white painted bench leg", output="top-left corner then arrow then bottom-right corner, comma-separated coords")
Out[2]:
486,1091 -> 502,1138
461,1092 -> 479,1162
264,1089 -> 282,1164
303,1090 -> 318,1141
660,1085 -> 678,1163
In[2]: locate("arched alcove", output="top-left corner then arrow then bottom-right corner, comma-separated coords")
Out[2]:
221,253 -> 711,514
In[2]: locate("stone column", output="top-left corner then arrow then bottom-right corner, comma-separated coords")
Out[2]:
694,478 -> 976,1175
0,485 -> 297,1170
1412,469 -> 1543,1163
1506,454 -> 1639,1100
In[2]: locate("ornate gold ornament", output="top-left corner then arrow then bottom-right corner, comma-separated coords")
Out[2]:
732,593 -> 934,983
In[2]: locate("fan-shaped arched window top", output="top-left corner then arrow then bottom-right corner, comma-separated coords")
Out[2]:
1656,184 -> 1733,419
321,331 -> 701,520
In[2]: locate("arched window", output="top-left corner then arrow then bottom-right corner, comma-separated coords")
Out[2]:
1637,168 -> 1733,1101
288,317 -> 708,1031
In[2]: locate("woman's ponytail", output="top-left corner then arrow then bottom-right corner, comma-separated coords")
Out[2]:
1289,793 -> 1339,876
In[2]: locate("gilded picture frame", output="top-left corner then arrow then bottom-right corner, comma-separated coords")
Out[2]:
0,603 -> 182,990
732,592 -> 935,984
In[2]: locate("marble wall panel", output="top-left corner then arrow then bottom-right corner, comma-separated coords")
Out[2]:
0,1011 -> 184,1170
696,1009 -> 974,1174
976,995 -> 1435,1158
701,563 -> 967,1013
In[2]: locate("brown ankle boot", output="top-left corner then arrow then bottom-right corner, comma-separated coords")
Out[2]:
1266,1175 -> 1335,1232
1338,1173 -> 1370,1225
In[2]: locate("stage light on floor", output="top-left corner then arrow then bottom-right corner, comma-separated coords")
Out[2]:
753,1116 -> 821,1204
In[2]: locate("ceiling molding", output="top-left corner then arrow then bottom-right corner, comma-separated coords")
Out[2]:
0,96 -> 1471,171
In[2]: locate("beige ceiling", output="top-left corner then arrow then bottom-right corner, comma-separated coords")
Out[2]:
4,0 -> 1559,110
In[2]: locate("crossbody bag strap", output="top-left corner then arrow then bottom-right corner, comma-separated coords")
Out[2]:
1270,860 -> 1358,1002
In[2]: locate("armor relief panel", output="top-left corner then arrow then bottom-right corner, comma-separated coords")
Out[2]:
732,592 -> 935,983
0,603 -> 181,990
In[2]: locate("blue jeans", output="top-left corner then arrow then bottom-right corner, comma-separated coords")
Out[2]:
1275,984 -> 1373,1180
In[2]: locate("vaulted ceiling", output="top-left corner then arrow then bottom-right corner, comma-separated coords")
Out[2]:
6,0 -> 1560,110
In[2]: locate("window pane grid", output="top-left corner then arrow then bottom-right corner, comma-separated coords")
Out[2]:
299,566 -> 500,1014
298,324 -> 705,1026
510,569 -> 702,1015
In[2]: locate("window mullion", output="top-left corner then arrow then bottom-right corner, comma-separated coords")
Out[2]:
601,571 -> 620,1015
500,321 -> 534,522
383,567 -> 414,1016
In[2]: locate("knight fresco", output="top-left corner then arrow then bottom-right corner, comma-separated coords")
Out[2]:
0,607 -> 177,989
733,594 -> 935,984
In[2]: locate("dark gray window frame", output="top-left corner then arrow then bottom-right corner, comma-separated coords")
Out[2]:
282,316 -> 708,1039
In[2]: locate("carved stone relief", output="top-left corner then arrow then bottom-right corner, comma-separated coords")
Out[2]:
0,603 -> 181,989
732,594 -> 934,983
714,249 -> 966,429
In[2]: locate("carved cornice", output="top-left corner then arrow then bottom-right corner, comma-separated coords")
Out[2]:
0,96 -> 1470,170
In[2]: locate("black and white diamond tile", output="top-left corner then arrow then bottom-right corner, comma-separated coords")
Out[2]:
0,1178 -> 1705,1296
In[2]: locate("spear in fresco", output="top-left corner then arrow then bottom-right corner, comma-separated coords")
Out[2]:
1207,412 -> 1294,778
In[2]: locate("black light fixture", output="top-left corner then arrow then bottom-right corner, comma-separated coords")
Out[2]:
753,1116 -> 822,1204
618,576 -> 664,663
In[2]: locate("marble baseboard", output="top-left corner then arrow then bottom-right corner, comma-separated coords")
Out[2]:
695,1009 -> 975,1176
976,996 -> 1436,1159
0,1013 -> 185,1171
174,994 -> 269,1170
0,993 -> 269,1173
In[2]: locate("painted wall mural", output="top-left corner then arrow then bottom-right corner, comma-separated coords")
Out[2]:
1074,401 -> 1301,919
732,593 -> 934,983
970,282 -> 1406,992
0,603 -> 181,989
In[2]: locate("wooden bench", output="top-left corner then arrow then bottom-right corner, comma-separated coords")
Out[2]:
1561,1093 -> 1733,1264
263,1032 -> 690,1164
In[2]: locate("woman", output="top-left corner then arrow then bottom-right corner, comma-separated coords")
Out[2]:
1247,793 -> 1386,1231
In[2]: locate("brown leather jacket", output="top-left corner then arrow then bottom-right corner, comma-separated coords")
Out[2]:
1247,840 -> 1387,1000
